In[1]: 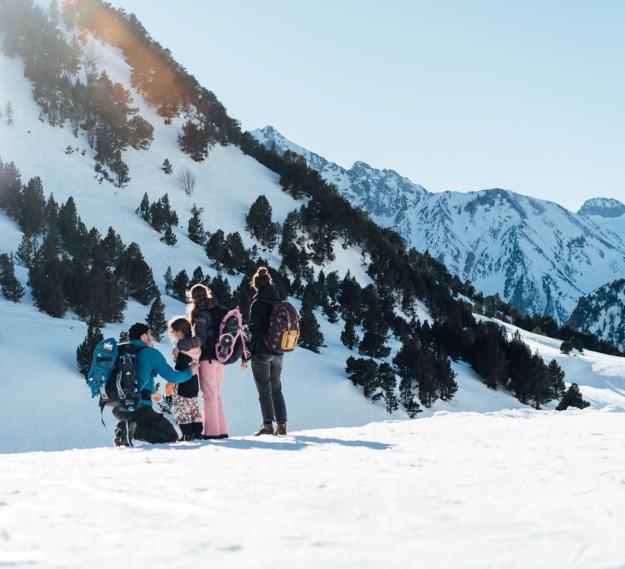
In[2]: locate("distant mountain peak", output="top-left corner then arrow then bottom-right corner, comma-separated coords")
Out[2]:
251,126 -> 625,323
578,197 -> 625,218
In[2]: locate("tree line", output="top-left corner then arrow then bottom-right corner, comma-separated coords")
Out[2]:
0,0 -> 154,186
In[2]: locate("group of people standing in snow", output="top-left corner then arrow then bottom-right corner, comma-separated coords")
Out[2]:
112,266 -> 288,447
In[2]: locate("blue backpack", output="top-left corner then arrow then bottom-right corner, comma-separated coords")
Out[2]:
87,339 -> 145,417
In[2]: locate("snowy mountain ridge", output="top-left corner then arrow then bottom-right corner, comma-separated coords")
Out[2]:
252,126 -> 625,323
578,197 -> 625,218
569,278 -> 625,351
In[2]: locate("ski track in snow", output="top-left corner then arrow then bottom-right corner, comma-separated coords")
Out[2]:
1,412 -> 625,569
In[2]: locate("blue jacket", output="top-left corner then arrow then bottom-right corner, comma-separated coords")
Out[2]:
131,340 -> 193,406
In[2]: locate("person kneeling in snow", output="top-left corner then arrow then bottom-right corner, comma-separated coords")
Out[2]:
113,323 -> 199,447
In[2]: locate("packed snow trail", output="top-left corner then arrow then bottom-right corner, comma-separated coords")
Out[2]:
2,411 -> 625,569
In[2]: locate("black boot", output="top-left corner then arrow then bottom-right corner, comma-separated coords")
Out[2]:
179,423 -> 195,442
254,422 -> 274,436
275,421 -> 287,436
192,422 -> 204,440
114,420 -> 133,447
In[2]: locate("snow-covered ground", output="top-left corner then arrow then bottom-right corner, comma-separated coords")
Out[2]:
2,410 -> 625,569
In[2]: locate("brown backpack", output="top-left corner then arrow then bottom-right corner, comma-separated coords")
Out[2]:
263,301 -> 300,353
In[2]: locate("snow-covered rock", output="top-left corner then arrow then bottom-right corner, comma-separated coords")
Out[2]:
253,126 -> 625,323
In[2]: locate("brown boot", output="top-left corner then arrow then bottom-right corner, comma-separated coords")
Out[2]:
275,422 -> 287,436
254,422 -> 274,436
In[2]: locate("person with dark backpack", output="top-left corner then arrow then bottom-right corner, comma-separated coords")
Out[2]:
111,323 -> 198,446
187,284 -> 229,439
247,267 -> 298,436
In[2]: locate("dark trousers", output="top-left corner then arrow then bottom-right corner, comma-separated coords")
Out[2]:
251,353 -> 287,423
113,405 -> 178,444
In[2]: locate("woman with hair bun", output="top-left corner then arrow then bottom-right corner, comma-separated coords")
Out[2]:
248,267 -> 288,436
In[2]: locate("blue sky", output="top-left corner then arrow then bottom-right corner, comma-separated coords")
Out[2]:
110,0 -> 625,210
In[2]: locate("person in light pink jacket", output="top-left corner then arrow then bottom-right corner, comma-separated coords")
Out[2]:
187,284 -> 229,439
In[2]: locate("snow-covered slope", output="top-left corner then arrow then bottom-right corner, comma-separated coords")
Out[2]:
2,411 -> 625,569
252,126 -> 625,323
4,273 -> 625,454
483,316 -> 625,409
568,279 -> 625,352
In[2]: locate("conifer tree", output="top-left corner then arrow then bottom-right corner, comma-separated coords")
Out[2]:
325,271 -> 341,302
223,231 -> 248,272
69,263 -> 126,324
560,340 -> 572,355
556,383 -> 590,411
19,177 -> 46,236
76,320 -> 104,378
0,253 -> 24,302
358,315 -> 390,359
160,225 -> 177,246
191,266 -> 205,286
433,352 -> 458,402
162,158 -> 173,174
340,316 -> 359,350
172,269 -> 189,302
547,359 -> 566,400
0,159 -> 22,216
58,197 -> 85,255
116,242 -> 158,305
188,205 -> 206,245
210,273 -> 232,306
119,330 -> 129,342
398,375 -> 421,418
146,294 -> 167,342
205,229 -> 226,268
111,151 -> 130,188
179,120 -> 208,162
16,235 -> 37,270
322,300 -> 339,323
298,304 -> 325,353
234,275 -> 253,318
568,336 -> 585,354
375,363 -> 399,413
279,209 -> 299,257
246,195 -> 278,249
160,194 -> 178,226
44,194 -> 59,228
29,228 -> 66,317
473,323 -> 508,389
345,357 -> 378,399
137,192 -> 150,221
101,227 -> 125,267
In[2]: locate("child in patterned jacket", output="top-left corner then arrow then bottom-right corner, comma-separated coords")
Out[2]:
167,316 -> 204,441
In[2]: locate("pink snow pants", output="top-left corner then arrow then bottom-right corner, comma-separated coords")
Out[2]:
199,360 -> 228,436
